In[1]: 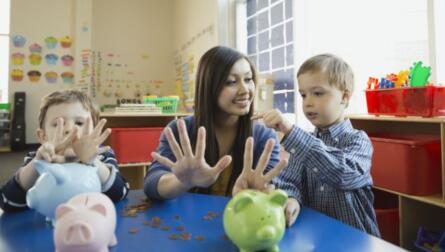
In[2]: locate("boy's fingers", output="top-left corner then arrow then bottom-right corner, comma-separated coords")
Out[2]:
250,112 -> 264,120
56,127 -> 77,152
93,119 -> 106,137
195,127 -> 206,160
54,117 -> 64,142
151,152 -> 174,168
42,152 -> 52,162
52,154 -> 66,163
264,159 -> 288,183
242,137 -> 254,174
97,128 -> 112,145
84,117 -> 93,136
177,119 -> 193,157
165,127 -> 183,160
285,205 -> 298,227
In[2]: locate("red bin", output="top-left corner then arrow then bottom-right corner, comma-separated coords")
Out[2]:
109,127 -> 164,164
369,134 -> 442,196
365,86 -> 445,117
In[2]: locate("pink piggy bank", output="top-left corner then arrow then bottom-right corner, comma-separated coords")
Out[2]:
54,192 -> 117,252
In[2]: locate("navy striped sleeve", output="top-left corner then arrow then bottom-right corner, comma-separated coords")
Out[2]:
98,149 -> 130,201
0,152 -> 36,212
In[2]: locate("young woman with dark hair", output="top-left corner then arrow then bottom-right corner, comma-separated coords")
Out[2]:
144,46 -> 287,200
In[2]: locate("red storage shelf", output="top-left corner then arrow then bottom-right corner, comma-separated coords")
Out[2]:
374,189 -> 400,245
109,127 -> 164,164
366,86 -> 445,117
369,134 -> 442,196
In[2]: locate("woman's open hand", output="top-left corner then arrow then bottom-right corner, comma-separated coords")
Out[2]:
151,119 -> 232,189
232,137 -> 288,196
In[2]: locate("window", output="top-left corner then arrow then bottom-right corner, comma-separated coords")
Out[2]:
238,0 -> 444,131
238,0 -> 295,113
0,0 -> 11,103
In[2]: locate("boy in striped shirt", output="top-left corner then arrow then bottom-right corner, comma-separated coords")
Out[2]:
1,90 -> 129,212
254,54 -> 380,236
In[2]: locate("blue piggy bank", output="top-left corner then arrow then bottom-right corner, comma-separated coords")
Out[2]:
26,160 -> 101,224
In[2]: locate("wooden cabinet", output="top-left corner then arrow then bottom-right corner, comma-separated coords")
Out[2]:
100,112 -> 191,189
348,114 -> 445,251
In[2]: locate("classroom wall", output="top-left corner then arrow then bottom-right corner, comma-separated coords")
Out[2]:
92,0 -> 175,105
9,0 -> 221,144
171,0 -> 219,106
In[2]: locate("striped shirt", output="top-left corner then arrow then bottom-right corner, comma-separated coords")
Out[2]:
275,119 -> 380,236
0,149 -> 129,213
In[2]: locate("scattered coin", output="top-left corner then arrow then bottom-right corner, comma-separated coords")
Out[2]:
128,228 -> 139,234
168,234 -> 178,240
161,225 -> 172,231
195,235 -> 205,241
180,232 -> 192,240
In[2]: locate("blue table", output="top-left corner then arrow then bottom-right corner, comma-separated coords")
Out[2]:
0,190 -> 405,252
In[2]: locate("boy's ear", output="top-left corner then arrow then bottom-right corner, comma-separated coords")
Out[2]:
341,90 -> 351,105
36,128 -> 46,143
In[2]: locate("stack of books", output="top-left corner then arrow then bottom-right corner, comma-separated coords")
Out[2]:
114,103 -> 162,114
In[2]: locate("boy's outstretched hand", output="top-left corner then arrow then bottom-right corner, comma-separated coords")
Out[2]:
285,197 -> 301,227
232,137 -> 288,196
151,119 -> 232,189
36,118 -> 78,163
251,109 -> 293,135
72,118 -> 112,164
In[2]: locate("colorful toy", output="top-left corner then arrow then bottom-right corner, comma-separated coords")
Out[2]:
410,61 -> 431,87
367,77 -> 379,90
395,70 -> 409,88
26,160 -> 101,224
223,190 -> 287,252
54,192 -> 117,252
379,78 -> 394,89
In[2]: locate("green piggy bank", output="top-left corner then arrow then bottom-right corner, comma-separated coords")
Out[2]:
223,189 -> 288,252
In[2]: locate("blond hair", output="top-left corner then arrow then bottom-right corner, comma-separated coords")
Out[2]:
297,54 -> 354,93
38,89 -> 100,129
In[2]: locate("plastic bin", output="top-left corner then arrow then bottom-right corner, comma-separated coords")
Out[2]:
415,227 -> 445,252
373,189 -> 400,245
369,134 -> 442,196
143,97 -> 179,113
365,86 -> 445,117
109,127 -> 164,163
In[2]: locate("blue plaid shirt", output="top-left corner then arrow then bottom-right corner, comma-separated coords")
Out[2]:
275,119 -> 380,237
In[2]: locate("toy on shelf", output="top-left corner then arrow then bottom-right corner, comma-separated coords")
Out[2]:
223,190 -> 287,252
54,192 -> 117,252
365,61 -> 445,117
26,160 -> 101,224
410,61 -> 431,87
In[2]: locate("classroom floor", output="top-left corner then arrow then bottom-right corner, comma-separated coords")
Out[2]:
0,149 -> 29,185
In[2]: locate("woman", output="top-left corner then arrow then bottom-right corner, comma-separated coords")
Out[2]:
144,46 -> 286,200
